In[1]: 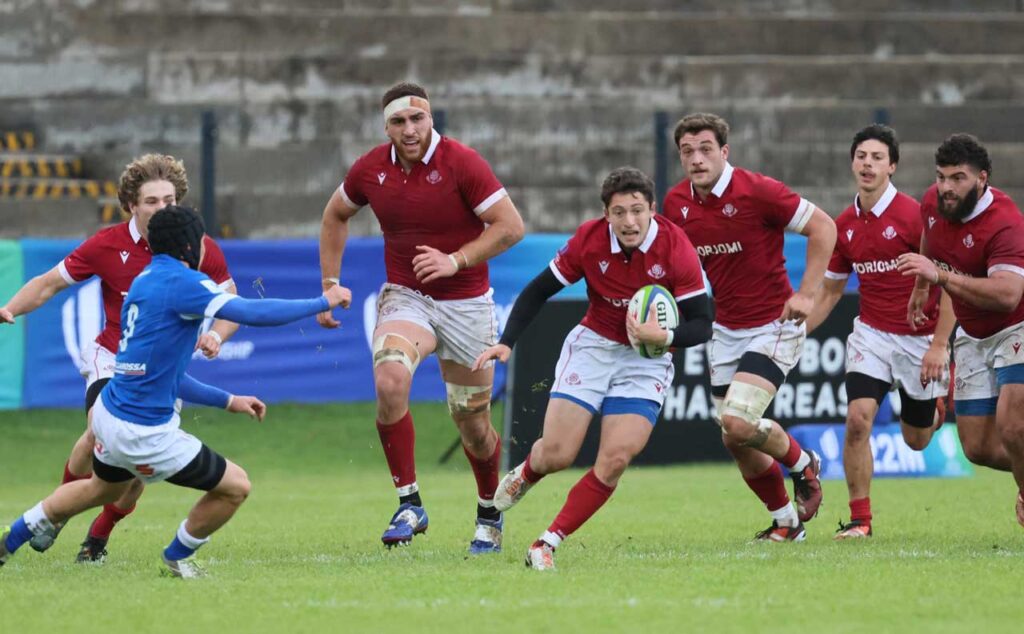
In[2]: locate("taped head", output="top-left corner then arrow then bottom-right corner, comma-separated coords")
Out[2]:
148,205 -> 205,269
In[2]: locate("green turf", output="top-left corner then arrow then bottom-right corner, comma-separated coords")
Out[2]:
1,403 -> 1022,633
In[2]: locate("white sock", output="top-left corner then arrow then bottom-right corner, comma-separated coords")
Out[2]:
790,451 -> 811,473
541,530 -> 562,549
23,502 -> 55,535
770,504 -> 800,528
177,520 -> 210,550
396,482 -> 419,497
478,497 -> 495,509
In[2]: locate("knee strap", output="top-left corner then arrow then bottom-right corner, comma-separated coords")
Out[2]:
446,383 -> 492,416
721,382 -> 775,447
373,333 -> 421,376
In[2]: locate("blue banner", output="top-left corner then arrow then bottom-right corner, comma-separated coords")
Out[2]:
788,423 -> 973,479
17,235 -> 586,408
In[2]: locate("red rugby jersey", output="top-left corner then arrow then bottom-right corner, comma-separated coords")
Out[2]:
827,183 -> 939,335
550,216 -> 706,346
340,131 -> 507,300
921,185 -> 1024,339
58,218 -> 233,353
663,163 -> 813,330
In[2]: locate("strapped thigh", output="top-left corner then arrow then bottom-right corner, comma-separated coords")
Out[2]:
445,383 -> 492,416
373,332 -> 422,376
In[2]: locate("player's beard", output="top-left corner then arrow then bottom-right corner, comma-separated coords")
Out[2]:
938,184 -> 981,222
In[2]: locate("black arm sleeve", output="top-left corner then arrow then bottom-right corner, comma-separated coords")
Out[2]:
498,267 -> 566,349
670,293 -> 713,348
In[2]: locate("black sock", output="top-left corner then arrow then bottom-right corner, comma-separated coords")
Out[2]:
400,491 -> 422,507
477,503 -> 500,522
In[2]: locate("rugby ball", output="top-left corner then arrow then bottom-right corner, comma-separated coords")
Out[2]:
626,284 -> 680,358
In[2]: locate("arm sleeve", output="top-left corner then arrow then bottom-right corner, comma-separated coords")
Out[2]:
669,293 -> 713,349
199,236 -> 232,286
215,296 -> 331,326
339,155 -> 369,208
985,221 -> 1024,279
825,245 -> 852,280
498,268 -> 565,348
456,146 -> 507,215
58,236 -> 100,285
179,373 -> 231,409
548,230 -> 586,286
759,175 -> 811,233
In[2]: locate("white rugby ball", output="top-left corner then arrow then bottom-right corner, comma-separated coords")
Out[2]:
626,284 -> 680,358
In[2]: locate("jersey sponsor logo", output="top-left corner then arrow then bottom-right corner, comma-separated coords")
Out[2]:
722,203 -> 737,217
934,259 -> 971,278
852,258 -> 900,275
601,295 -> 632,308
114,361 -> 147,376
119,250 -> 130,263
681,206 -> 690,219
1013,341 -> 1022,355
928,216 -> 936,229
963,234 -> 975,248
654,382 -> 663,394
599,260 -> 609,274
377,172 -> 386,185
845,229 -> 854,241
882,226 -> 897,240
426,170 -> 442,184
647,263 -> 666,279
695,241 -> 743,256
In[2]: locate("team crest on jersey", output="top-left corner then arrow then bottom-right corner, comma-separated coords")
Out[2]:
928,216 -> 936,229
647,264 -> 666,279
882,226 -> 897,240
377,172 -> 387,185
599,260 -> 609,274
119,250 -> 130,263
426,170 -> 442,184
963,234 -> 975,248
681,206 -> 690,219
722,203 -> 737,217
845,229 -> 854,242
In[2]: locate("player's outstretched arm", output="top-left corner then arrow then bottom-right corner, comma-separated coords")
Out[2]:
782,206 -> 836,324
899,253 -> 1024,313
804,276 -> 845,334
470,266 -> 563,371
227,395 -> 266,422
669,293 -> 714,348
1,266 -> 70,324
318,189 -> 360,328
179,374 -> 266,421
920,289 -> 955,383
214,284 -> 351,327
198,281 -> 241,359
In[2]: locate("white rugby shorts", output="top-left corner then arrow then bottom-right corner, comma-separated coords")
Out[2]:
79,340 -> 116,389
91,397 -> 203,484
707,319 -> 805,388
375,283 -> 497,368
953,321 -> 1024,402
846,317 -> 948,400
549,325 -> 674,414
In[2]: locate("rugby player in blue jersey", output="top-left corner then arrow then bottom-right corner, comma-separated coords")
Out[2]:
0,206 -> 352,578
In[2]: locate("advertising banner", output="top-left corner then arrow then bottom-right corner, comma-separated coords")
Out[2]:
0,240 -> 24,409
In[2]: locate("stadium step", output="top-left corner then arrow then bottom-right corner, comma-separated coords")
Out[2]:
0,130 -> 36,152
0,177 -> 117,200
0,153 -> 84,178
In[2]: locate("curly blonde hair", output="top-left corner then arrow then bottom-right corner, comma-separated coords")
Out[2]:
117,154 -> 189,213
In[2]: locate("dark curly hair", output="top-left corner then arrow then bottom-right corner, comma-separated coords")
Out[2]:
935,134 -> 992,176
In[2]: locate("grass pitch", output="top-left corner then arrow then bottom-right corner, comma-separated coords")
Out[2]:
1,403 -> 1022,634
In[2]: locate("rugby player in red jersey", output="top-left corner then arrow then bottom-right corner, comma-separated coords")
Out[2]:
662,113 -> 837,542
898,134 -> 1024,527
805,125 -> 954,539
475,167 -> 711,570
0,154 -> 238,561
318,82 -> 525,552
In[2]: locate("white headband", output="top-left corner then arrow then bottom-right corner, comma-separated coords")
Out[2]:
383,95 -> 431,124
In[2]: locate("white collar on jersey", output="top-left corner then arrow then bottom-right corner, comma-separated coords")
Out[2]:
610,215 -> 659,254
390,128 -> 441,166
854,182 -> 898,217
128,216 -> 143,243
690,161 -> 735,199
960,186 -> 995,223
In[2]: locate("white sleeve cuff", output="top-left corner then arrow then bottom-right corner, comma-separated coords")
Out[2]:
548,260 -> 572,287
785,198 -> 814,233
204,293 -> 238,318
989,264 -> 1024,279
675,287 -> 707,301
824,270 -> 850,280
338,183 -> 361,209
474,188 -> 508,215
57,260 -> 79,285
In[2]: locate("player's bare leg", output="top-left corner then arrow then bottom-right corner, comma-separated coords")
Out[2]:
495,397 -> 592,512
77,477 -> 144,563
836,398 -> 878,539
439,358 -> 504,553
373,321 -> 437,547
995,384 -> 1024,526
957,414 -> 1012,471
526,413 -> 650,570
67,425 -> 96,478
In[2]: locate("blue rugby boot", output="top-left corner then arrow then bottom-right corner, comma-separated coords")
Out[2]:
381,503 -> 428,548
468,514 -> 503,554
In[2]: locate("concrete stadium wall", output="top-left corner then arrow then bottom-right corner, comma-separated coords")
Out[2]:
1,0 -> 1022,236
